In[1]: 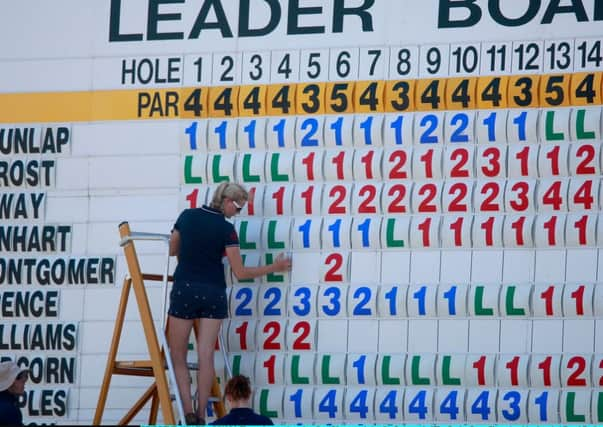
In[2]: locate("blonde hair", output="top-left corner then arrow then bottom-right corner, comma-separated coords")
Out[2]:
210,182 -> 248,210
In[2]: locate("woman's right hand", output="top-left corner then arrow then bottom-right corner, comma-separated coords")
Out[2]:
272,253 -> 292,272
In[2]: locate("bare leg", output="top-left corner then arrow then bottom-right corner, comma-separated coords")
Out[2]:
167,315 -> 195,415
195,318 -> 222,419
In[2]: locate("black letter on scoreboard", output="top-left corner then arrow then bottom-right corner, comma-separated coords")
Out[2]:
333,0 -> 375,32
488,0 -> 540,26
438,0 -> 482,28
288,0 -> 325,34
239,0 -> 281,37
596,0 -> 603,20
109,0 -> 144,41
148,0 -> 185,40
541,0 -> 589,23
189,0 -> 234,38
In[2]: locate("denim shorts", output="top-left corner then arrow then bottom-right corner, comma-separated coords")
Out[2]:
168,280 -> 228,319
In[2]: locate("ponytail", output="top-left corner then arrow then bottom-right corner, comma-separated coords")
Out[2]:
210,182 -> 249,210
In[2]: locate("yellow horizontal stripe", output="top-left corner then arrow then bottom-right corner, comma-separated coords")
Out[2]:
0,72 -> 601,123
1,91 -> 93,123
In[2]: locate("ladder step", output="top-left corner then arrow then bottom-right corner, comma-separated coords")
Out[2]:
113,366 -> 154,377
115,360 -> 199,370
115,360 -> 153,368
164,362 -> 199,370
163,362 -> 200,370
170,394 -> 221,403
113,361 -> 199,376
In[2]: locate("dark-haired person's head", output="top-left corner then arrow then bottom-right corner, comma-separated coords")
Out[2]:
224,374 -> 252,403
211,375 -> 273,425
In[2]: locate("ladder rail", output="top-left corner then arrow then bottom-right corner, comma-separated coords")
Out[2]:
119,231 -> 171,246
160,238 -> 171,331
159,327 -> 186,424
219,333 -> 232,378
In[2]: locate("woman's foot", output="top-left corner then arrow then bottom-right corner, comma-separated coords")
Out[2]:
184,412 -> 204,425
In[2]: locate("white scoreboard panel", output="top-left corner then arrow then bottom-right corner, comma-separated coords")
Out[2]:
1,1 -> 603,424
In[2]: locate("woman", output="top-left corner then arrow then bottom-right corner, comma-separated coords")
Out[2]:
0,361 -> 29,426
210,375 -> 273,425
168,182 -> 291,425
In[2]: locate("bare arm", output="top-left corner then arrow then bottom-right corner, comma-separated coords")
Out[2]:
225,246 -> 291,280
169,229 -> 180,256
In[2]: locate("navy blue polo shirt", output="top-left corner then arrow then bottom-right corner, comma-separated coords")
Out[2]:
173,206 -> 239,287
210,407 -> 273,425
0,390 -> 23,426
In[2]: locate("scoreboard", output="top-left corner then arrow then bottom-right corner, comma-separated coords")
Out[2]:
0,0 -> 602,424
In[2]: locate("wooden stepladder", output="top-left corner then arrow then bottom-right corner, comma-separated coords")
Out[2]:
93,221 -> 227,425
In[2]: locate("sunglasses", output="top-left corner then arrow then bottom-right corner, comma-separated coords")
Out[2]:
232,200 -> 243,213
16,371 -> 28,381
